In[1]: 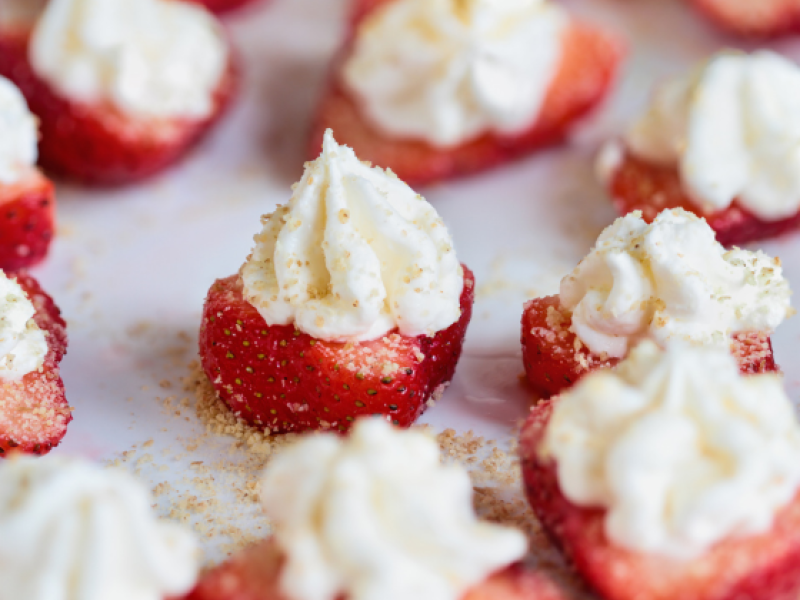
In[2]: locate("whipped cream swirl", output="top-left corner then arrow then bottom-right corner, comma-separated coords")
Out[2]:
261,417 -> 528,600
342,0 -> 568,147
623,50 -> 800,220
0,76 -> 37,185
30,0 -> 228,119
541,341 -> 800,559
0,272 -> 48,380
560,208 -> 792,359
242,130 -> 464,342
0,456 -> 199,600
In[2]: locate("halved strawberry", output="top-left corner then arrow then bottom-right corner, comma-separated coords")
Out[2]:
184,0 -> 262,16
184,539 -> 569,600
520,398 -> 800,600
0,167 -> 55,271
198,268 -> 475,434
690,0 -> 800,37
606,151 -> 800,247
521,295 -> 777,399
0,27 -> 239,186
309,17 -> 623,187
0,271 -> 70,457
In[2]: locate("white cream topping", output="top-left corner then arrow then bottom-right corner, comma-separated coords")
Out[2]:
541,341 -> 800,560
342,0 -> 568,147
0,273 -> 47,380
242,130 -> 464,342
29,0 -> 228,119
261,418 -> 527,600
0,76 -> 38,185
559,208 -> 792,359
0,456 -> 199,600
623,50 -> 800,220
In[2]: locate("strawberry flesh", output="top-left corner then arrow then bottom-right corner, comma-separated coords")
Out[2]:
309,17 -> 623,187
185,0 -> 262,15
607,151 -> 800,247
0,28 -> 239,186
521,398 -> 800,600
0,271 -> 70,457
199,268 -> 475,434
691,0 -> 800,37
185,539 -> 568,600
0,168 -> 55,271
521,295 -> 777,399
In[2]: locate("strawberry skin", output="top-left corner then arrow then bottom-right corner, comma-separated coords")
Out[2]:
0,271 -> 70,457
0,28 -> 239,187
0,168 -> 55,272
521,399 -> 800,600
309,16 -> 623,187
691,0 -> 800,37
184,0 -> 262,15
607,151 -> 800,247
185,539 -> 567,600
521,295 -> 777,399
199,268 -> 475,434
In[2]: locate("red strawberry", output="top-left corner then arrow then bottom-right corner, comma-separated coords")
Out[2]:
184,0 -> 263,16
0,271 -> 70,457
520,398 -> 800,600
0,28 -> 239,186
690,0 -> 800,37
309,18 -> 623,187
185,539 -> 569,600
606,151 -> 800,247
0,167 -> 55,271
521,295 -> 777,399
199,268 -> 475,434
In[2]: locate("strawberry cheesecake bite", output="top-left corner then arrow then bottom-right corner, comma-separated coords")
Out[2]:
188,417 -> 564,600
0,75 -> 55,271
309,0 -> 623,186
200,130 -> 474,434
521,208 -> 791,399
0,0 -> 238,186
690,0 -> 800,37
521,341 -> 800,600
0,456 -> 199,598
0,270 -> 69,456
599,50 -> 800,246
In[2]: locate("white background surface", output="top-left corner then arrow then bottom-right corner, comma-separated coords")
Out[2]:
33,0 -> 800,564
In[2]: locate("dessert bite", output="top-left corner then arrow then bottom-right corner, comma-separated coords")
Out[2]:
199,130 -> 474,434
0,271 -> 70,456
0,75 -> 55,271
188,417 -> 563,600
0,456 -> 199,598
309,0 -> 623,186
521,341 -> 800,600
690,0 -> 800,37
521,208 -> 791,398
599,50 -> 800,246
0,0 -> 238,186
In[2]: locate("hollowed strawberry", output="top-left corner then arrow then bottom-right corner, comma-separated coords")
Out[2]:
606,151 -> 800,247
691,0 -> 800,37
0,271 -> 70,457
184,0 -> 262,15
309,1 -> 623,187
520,398 -> 800,600
521,295 -> 777,399
0,167 -> 54,271
198,268 -> 475,434
0,27 -> 239,186
184,539 -> 569,600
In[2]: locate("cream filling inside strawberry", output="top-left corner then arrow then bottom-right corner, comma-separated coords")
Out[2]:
0,76 -> 37,185
242,129 -> 464,342
341,0 -> 567,147
0,273 -> 47,381
28,0 -> 228,119
559,208 -> 792,360
539,341 -> 800,560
